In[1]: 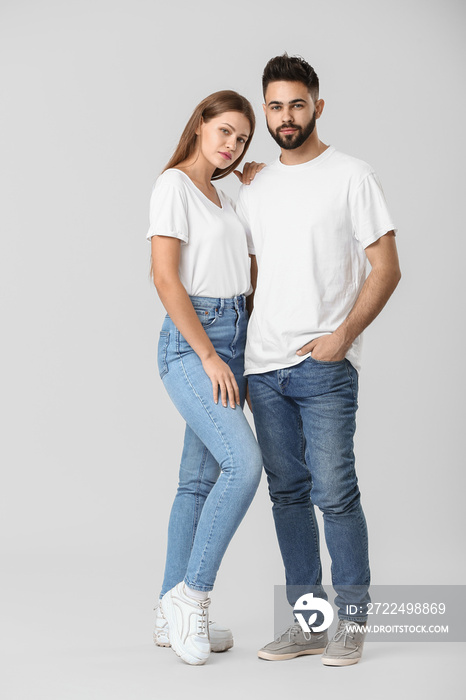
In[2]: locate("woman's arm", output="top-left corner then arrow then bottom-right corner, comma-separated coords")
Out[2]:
151,235 -> 240,409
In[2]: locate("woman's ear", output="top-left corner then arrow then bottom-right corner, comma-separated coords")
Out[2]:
195,117 -> 204,136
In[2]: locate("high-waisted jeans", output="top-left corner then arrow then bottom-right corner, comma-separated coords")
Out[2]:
248,357 -> 370,622
157,295 -> 262,595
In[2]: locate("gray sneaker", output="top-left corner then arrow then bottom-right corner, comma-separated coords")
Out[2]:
321,619 -> 367,666
258,623 -> 328,661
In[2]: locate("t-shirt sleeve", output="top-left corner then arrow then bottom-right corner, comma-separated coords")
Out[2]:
350,171 -> 397,249
146,175 -> 189,244
235,186 -> 256,255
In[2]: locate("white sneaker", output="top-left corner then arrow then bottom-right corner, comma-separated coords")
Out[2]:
154,604 -> 233,652
206,620 -> 234,653
160,583 -> 211,665
153,605 -> 170,647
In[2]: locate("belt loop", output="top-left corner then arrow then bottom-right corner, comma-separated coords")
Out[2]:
218,298 -> 224,316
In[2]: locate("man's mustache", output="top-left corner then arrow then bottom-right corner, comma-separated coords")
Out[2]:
278,124 -> 301,132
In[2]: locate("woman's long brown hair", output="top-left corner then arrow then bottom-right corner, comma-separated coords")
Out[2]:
149,90 -> 256,282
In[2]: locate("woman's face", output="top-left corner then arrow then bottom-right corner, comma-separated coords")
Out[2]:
197,111 -> 251,170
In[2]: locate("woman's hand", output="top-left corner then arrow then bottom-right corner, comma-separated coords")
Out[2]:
234,162 -> 267,185
202,354 -> 240,409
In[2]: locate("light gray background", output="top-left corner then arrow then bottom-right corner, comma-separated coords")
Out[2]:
1,0 -> 465,698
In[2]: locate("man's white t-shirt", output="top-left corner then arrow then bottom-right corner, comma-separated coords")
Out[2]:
235,146 -> 397,375
147,169 -> 251,298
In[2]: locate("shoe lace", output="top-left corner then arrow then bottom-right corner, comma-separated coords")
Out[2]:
152,599 -> 214,630
196,598 -> 211,636
276,623 -> 312,643
333,621 -> 356,648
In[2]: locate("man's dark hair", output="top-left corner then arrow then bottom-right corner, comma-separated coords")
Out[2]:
262,53 -> 319,101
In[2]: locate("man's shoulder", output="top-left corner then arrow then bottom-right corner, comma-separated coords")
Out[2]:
330,148 -> 374,180
238,160 -> 280,198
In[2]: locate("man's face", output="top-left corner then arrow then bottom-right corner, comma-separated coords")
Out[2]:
263,81 -> 318,150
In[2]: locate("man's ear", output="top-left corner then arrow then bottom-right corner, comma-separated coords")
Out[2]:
262,103 -> 266,115
315,99 -> 325,119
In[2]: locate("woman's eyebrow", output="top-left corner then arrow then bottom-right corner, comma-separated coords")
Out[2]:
221,123 -> 250,139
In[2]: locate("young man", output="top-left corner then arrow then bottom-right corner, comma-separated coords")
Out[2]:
236,54 -> 401,666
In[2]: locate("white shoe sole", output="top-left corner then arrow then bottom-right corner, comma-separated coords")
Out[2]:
153,630 -> 170,648
322,656 -> 361,666
153,632 -> 232,652
154,620 -> 233,652
210,636 -> 233,653
258,647 -> 326,661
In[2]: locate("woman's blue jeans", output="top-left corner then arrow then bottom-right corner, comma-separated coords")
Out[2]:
157,295 -> 262,595
248,357 -> 370,622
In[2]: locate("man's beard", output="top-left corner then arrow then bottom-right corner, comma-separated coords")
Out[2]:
267,110 -> 316,150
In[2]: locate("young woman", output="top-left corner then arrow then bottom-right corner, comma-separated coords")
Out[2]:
147,91 -> 263,666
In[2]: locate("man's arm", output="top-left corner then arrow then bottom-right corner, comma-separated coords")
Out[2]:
244,254 -> 258,413
297,232 -> 401,361
246,254 -> 258,316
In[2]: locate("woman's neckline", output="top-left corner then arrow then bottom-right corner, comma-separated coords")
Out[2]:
168,168 -> 223,210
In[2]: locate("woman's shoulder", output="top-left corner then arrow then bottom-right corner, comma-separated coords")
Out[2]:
154,168 -> 188,189
151,169 -> 191,208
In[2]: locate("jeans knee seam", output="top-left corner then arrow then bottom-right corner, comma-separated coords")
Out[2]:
191,445 -> 209,549
188,470 -> 233,588
298,417 -> 320,561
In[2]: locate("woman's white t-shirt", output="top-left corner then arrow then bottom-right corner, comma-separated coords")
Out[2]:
147,169 -> 251,298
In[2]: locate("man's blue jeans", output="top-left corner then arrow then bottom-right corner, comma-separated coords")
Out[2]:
157,295 -> 262,596
248,356 -> 370,622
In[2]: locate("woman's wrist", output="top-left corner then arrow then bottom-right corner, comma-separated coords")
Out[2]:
199,347 -> 217,363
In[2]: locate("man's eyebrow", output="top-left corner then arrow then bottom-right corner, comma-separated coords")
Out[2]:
222,122 -> 249,138
267,99 -> 307,106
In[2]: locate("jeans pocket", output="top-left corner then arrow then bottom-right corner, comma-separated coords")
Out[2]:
193,306 -> 218,328
344,360 -> 359,404
157,331 -> 170,378
310,355 -> 346,365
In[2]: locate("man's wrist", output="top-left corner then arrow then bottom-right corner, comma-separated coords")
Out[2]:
333,325 -> 354,353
